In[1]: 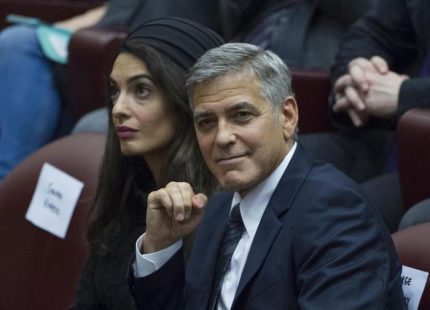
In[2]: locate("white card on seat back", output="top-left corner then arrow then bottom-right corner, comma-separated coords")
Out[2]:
25,163 -> 84,239
401,265 -> 429,310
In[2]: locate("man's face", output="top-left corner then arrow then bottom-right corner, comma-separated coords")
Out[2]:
193,72 -> 298,197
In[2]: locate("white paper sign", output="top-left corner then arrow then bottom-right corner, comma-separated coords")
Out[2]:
402,265 -> 429,310
25,163 -> 84,239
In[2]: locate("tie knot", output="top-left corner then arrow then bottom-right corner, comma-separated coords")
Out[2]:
229,204 -> 243,225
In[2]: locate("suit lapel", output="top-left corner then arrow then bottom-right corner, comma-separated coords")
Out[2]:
234,145 -> 314,302
234,205 -> 282,300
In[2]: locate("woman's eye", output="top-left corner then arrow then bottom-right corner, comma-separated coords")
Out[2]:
109,87 -> 119,103
135,85 -> 150,98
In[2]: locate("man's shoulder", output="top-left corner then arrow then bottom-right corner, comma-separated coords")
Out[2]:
284,159 -> 379,228
302,160 -> 368,202
288,144 -> 363,194
281,148 -> 370,212
309,160 -> 361,187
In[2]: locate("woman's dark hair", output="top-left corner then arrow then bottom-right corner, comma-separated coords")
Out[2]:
87,41 -> 218,254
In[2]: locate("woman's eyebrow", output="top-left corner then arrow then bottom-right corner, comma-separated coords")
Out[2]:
126,74 -> 154,84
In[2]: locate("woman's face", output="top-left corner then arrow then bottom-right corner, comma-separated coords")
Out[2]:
110,52 -> 176,161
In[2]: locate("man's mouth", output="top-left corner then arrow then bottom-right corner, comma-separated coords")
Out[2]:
216,153 -> 247,165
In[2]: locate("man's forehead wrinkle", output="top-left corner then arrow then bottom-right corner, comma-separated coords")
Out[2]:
196,85 -> 248,102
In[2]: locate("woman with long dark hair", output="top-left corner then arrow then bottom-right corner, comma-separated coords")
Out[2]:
71,18 -> 223,309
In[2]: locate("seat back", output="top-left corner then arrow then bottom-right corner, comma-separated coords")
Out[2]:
68,26 -> 127,119
0,133 -> 106,310
392,222 -> 430,308
397,108 -> 430,210
291,69 -> 332,134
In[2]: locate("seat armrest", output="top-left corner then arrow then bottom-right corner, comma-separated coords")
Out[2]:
397,108 -> 430,210
67,26 -> 127,119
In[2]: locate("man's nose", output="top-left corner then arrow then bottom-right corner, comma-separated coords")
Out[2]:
214,120 -> 236,146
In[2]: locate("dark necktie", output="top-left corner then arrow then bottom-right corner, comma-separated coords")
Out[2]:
209,204 -> 245,309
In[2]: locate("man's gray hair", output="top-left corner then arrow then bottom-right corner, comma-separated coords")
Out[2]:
186,42 -> 294,113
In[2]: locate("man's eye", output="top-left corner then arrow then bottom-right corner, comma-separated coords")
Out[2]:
235,111 -> 252,121
196,118 -> 214,130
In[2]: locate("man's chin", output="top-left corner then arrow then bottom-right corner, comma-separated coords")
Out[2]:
219,177 -> 255,197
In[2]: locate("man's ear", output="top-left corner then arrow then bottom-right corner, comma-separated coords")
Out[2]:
279,96 -> 299,140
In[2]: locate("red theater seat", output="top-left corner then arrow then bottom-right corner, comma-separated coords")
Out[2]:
0,133 -> 106,310
68,26 -> 127,119
397,108 -> 430,210
291,69 -> 332,134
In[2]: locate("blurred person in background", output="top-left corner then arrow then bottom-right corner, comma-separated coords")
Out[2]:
301,0 -> 430,232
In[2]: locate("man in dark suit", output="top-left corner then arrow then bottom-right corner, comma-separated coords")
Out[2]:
129,43 -> 405,309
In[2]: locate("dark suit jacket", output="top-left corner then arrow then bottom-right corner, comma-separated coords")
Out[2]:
130,145 -> 405,309
224,0 -> 376,70
98,0 -> 222,34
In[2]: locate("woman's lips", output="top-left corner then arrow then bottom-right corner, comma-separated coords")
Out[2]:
116,126 -> 138,139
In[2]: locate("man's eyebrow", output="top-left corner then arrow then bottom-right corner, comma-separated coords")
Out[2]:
228,101 -> 258,112
194,101 -> 260,120
194,110 -> 213,121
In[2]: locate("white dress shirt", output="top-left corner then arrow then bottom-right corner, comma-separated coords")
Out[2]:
134,142 -> 297,309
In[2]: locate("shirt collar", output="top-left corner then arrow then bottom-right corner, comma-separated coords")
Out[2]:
231,142 -> 297,239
